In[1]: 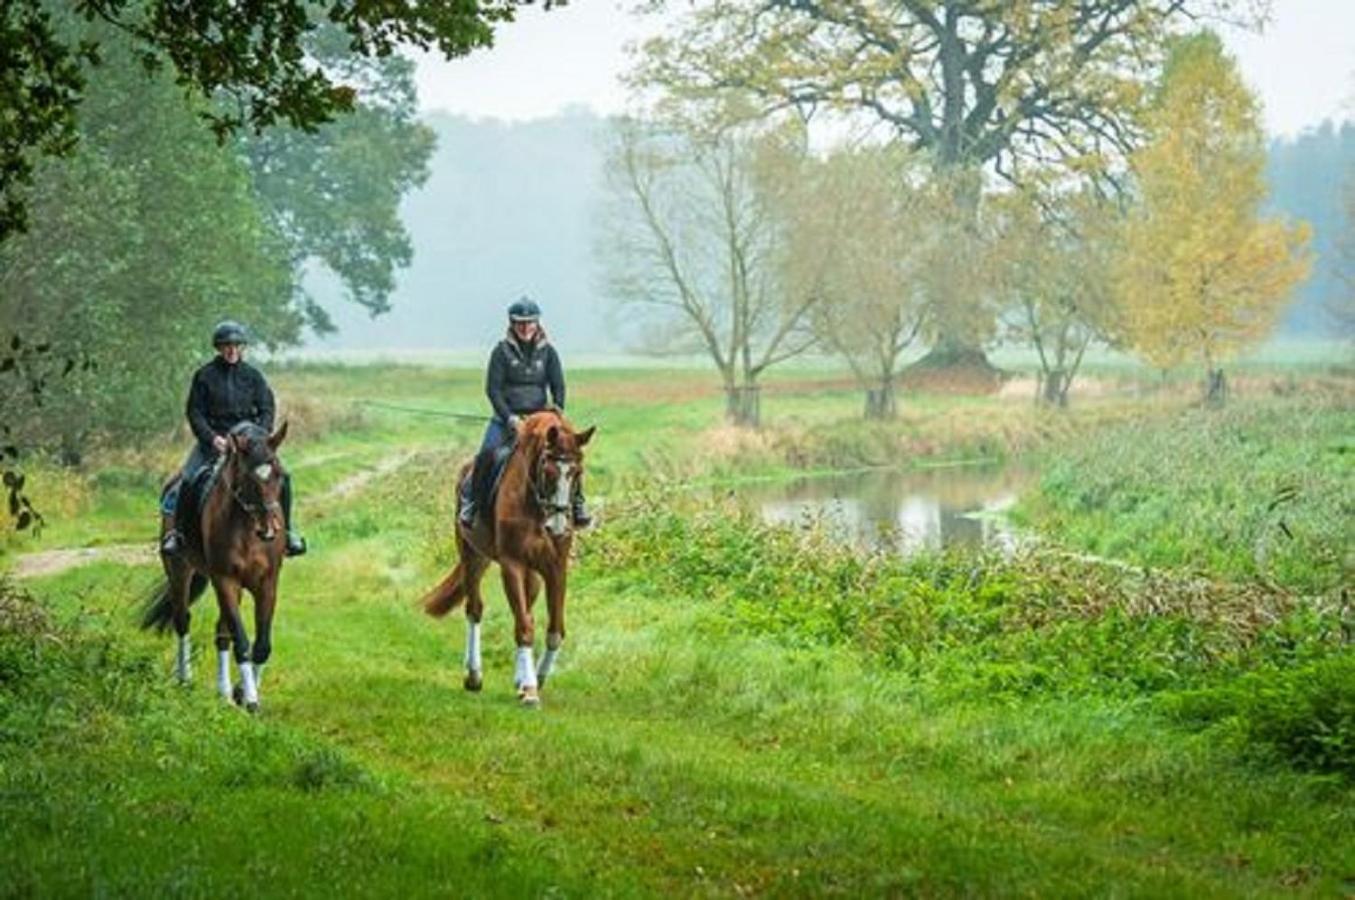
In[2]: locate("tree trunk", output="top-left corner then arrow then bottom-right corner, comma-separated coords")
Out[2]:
725,383 -> 760,428
1205,368 -> 1228,407
864,376 -> 897,420
1041,368 -> 1070,408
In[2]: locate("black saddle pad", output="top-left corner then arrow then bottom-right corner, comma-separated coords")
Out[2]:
170,463 -> 220,554
470,438 -> 516,522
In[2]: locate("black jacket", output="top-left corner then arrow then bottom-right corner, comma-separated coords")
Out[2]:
485,333 -> 564,421
185,357 -> 275,452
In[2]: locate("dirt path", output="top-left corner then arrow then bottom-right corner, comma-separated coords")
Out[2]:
6,450 -> 421,581
9,544 -> 156,580
318,450 -> 418,502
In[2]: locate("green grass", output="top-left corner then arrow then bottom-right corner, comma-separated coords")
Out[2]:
3,363 -> 1354,896
1016,395 -> 1353,594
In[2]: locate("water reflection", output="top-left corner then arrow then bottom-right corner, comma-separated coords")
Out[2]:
738,465 -> 1031,557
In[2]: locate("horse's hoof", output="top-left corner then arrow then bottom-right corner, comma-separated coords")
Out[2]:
518,687 -> 540,707
232,685 -> 245,706
245,701 -> 259,715
464,671 -> 483,692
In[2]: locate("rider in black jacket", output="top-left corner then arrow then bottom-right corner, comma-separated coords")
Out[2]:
160,321 -> 306,557
459,297 -> 590,528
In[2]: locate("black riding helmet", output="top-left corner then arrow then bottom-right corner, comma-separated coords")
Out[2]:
212,320 -> 250,347
507,297 -> 541,323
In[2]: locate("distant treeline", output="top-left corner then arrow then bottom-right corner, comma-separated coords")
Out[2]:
1267,121 -> 1355,335
310,110 -> 1354,354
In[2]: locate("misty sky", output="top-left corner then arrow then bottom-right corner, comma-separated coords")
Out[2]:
413,0 -> 1355,137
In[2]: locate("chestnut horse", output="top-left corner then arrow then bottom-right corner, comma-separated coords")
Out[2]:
421,411 -> 594,706
141,421 -> 290,712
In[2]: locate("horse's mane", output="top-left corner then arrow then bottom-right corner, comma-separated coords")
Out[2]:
226,422 -> 275,466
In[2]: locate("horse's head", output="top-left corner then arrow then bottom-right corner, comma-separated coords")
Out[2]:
225,421 -> 288,543
524,414 -> 595,538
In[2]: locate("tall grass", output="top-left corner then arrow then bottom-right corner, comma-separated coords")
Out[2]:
1017,396 -> 1353,594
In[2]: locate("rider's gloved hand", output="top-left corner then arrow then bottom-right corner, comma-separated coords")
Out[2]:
212,434 -> 229,453
507,415 -> 522,432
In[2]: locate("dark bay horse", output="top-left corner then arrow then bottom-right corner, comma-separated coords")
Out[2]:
421,411 -> 595,706
142,422 -> 290,712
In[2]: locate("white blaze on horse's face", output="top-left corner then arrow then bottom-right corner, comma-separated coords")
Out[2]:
545,459 -> 574,537
253,463 -> 273,482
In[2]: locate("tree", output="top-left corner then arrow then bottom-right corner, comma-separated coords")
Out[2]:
632,0 -> 1269,378
996,189 -> 1120,407
1,0 -> 521,242
1333,177 -> 1355,338
1115,32 -> 1310,405
0,29 -> 293,461
602,118 -> 818,426
241,25 -> 437,328
782,146 -> 931,418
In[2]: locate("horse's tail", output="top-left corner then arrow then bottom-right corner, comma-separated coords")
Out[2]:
421,563 -> 467,618
139,573 -> 208,633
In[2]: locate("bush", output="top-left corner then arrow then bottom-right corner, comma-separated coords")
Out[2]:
585,495 -> 1348,706
1161,653 -> 1355,778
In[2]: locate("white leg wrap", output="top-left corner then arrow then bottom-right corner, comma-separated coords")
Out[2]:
465,621 -> 482,675
238,661 -> 259,706
216,650 -> 232,699
537,633 -> 562,683
175,634 -> 192,683
514,645 -> 537,690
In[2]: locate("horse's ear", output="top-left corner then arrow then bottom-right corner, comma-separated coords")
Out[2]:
268,419 -> 289,450
576,425 -> 596,447
546,424 -> 559,447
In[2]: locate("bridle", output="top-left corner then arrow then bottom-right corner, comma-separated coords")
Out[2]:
531,447 -> 579,536
227,452 -> 284,542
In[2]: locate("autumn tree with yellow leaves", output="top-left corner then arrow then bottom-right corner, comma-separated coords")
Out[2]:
1116,32 -> 1310,404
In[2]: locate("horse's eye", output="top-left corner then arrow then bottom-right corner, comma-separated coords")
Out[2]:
253,463 -> 273,482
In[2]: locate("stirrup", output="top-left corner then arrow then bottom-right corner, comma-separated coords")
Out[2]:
285,532 -> 307,558
161,530 -> 183,556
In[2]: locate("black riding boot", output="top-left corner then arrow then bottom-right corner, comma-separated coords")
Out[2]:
281,474 -> 307,557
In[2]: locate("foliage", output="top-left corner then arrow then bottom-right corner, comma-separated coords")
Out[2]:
1018,396 -> 1353,595
995,189 -> 1122,406
780,147 -> 932,418
1,18 -> 435,460
241,25 -> 436,328
0,28 -> 292,460
1115,32 -> 1312,397
0,0 -> 520,243
631,0 -> 1269,359
601,118 -> 819,425
586,491 -> 1348,707
1163,653 -> 1355,778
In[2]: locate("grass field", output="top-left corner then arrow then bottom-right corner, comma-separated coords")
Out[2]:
2,361 -> 1352,897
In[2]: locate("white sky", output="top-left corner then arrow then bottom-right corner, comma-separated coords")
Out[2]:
413,0 -> 1355,137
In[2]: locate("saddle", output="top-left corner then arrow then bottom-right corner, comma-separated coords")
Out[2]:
469,436 -> 516,523
164,460 -> 222,555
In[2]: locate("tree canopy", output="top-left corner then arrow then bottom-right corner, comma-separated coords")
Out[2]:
1115,31 -> 1310,399
1,0 -> 523,242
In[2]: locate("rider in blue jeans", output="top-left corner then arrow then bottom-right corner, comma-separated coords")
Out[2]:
160,320 -> 306,557
459,297 -> 590,528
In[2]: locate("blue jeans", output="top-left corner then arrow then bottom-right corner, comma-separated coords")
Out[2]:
478,417 -> 513,455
